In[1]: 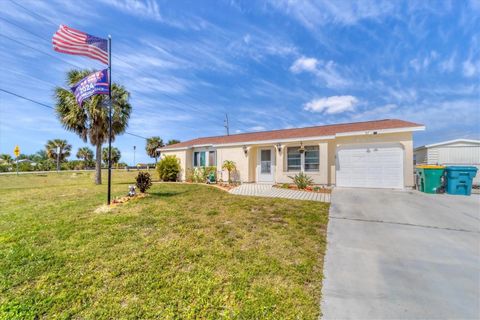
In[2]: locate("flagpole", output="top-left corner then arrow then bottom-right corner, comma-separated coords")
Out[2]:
107,35 -> 112,205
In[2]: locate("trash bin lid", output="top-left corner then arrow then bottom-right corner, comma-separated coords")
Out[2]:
416,165 -> 445,169
445,166 -> 478,171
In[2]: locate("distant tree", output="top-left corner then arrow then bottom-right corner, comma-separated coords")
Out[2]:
45,139 -> 72,171
77,147 -> 94,168
54,69 -> 132,184
167,139 -> 181,146
32,150 -> 48,162
145,136 -> 164,164
0,154 -> 12,164
102,147 -> 121,165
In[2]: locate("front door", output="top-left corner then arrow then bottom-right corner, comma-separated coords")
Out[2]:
257,148 -> 275,183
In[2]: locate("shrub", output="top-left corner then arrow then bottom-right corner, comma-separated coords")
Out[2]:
135,171 -> 152,193
185,168 -> 195,182
18,162 -> 34,172
157,155 -> 181,181
186,166 -> 217,183
288,172 -> 313,190
37,160 -> 56,171
281,183 -> 290,189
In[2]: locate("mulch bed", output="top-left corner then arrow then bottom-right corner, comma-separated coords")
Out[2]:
273,184 -> 332,194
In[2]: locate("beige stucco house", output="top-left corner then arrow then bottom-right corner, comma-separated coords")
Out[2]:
159,119 -> 425,189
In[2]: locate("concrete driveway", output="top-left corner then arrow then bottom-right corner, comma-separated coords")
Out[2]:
321,188 -> 480,319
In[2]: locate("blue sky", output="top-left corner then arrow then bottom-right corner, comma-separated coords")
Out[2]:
0,0 -> 479,165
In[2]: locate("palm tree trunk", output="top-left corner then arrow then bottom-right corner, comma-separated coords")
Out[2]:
95,143 -> 102,184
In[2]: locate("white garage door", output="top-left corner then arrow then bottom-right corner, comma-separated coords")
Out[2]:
336,144 -> 404,189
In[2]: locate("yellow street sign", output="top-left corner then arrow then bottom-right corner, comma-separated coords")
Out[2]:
14,145 -> 20,157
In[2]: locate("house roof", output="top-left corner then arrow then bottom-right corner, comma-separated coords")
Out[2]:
415,139 -> 480,150
161,119 -> 424,150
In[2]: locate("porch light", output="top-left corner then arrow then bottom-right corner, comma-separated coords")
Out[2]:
243,145 -> 248,155
299,142 -> 305,153
276,143 -> 282,153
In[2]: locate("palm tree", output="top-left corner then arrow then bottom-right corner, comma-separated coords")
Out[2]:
45,139 -> 72,171
167,139 -> 181,146
102,147 -> 121,165
54,69 -> 131,184
145,136 -> 164,163
76,147 -> 94,168
0,154 -> 12,164
222,160 -> 237,184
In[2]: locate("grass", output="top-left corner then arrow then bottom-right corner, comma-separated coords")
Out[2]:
0,171 -> 329,319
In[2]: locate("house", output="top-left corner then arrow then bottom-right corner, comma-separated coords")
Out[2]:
414,139 -> 480,185
159,119 -> 425,189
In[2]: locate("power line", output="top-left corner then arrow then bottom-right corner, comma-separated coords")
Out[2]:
0,88 -> 149,140
1,5 -> 239,129
0,88 -> 53,109
0,15 -> 49,42
9,0 -> 58,28
1,7 -> 228,124
0,33 -> 83,69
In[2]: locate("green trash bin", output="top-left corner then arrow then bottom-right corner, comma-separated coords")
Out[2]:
416,165 -> 445,194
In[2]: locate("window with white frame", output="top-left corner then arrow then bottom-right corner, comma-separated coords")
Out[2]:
208,151 -> 216,166
287,147 -> 301,171
304,146 -> 319,171
193,150 -> 216,167
287,145 -> 319,172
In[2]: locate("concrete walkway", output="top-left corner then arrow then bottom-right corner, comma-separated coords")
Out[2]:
321,188 -> 480,319
229,183 -> 330,202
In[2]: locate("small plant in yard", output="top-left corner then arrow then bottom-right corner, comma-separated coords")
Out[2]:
222,160 -> 237,184
135,171 -> 152,193
157,155 -> 181,181
288,172 -> 313,190
281,183 -> 290,189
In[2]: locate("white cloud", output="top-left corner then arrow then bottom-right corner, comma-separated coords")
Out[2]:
440,53 -> 456,73
268,0 -> 396,28
99,0 -> 162,21
304,96 -> 359,114
462,59 -> 479,77
249,126 -> 266,131
290,57 -> 349,88
409,51 -> 438,72
290,56 -> 319,73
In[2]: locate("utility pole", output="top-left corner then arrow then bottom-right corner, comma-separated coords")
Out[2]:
56,146 -> 60,172
224,113 -> 230,136
133,145 -> 136,169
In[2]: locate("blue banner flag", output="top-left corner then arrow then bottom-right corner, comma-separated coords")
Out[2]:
71,69 -> 109,106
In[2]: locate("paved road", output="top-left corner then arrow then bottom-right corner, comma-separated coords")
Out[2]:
321,188 -> 480,319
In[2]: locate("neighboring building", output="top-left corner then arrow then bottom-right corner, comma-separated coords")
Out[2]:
159,119 -> 424,189
414,139 -> 480,185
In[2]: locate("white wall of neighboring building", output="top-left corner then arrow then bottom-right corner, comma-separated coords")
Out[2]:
414,140 -> 480,185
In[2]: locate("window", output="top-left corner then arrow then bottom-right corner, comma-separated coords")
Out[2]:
304,146 -> 319,172
194,151 -> 206,167
287,147 -> 301,171
208,151 -> 216,166
194,150 -> 215,167
287,145 -> 319,172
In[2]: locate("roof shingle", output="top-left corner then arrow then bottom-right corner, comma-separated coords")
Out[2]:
162,119 -> 423,149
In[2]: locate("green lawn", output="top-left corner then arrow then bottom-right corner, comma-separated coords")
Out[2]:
0,171 -> 329,319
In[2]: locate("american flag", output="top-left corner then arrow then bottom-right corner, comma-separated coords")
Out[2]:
52,25 -> 108,65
